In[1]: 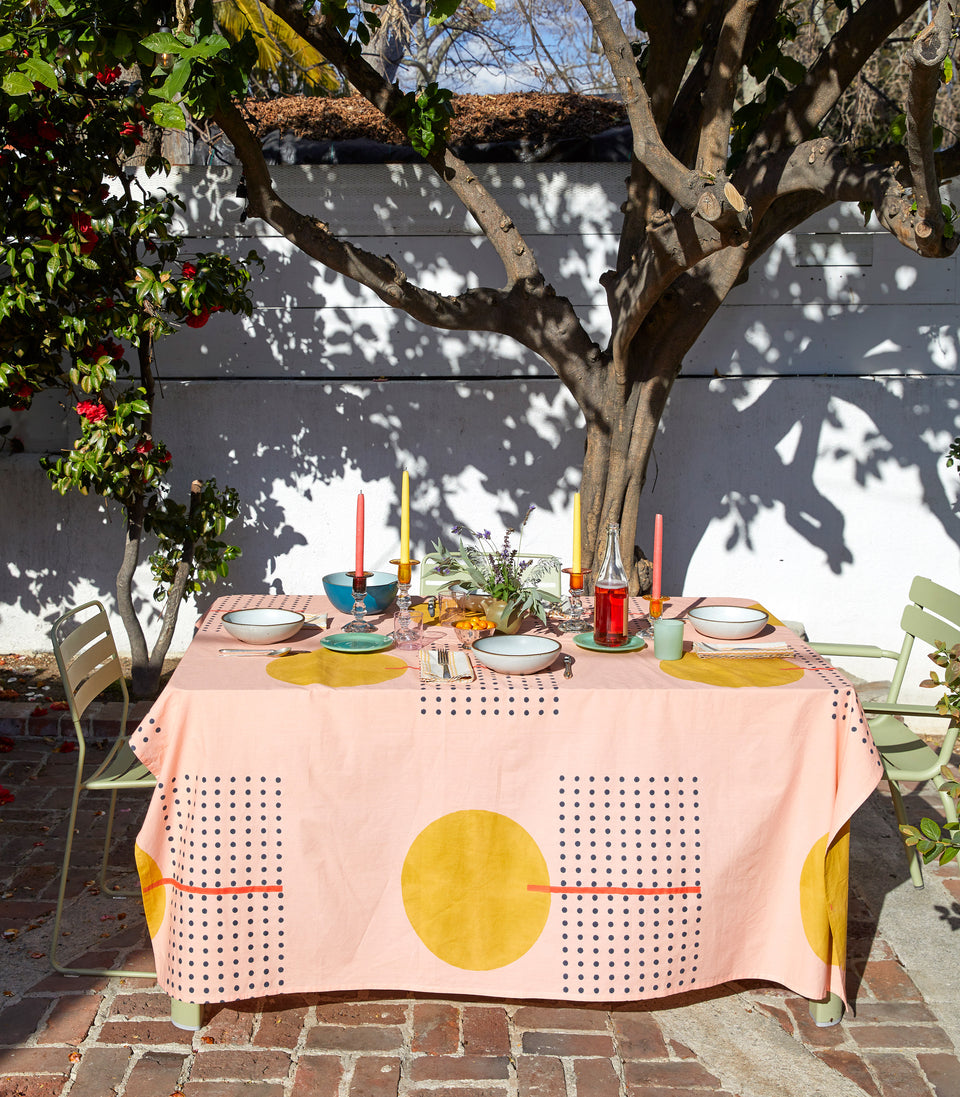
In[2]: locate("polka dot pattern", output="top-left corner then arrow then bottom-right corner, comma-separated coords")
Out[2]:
557,774 -> 701,996
154,772 -> 285,1000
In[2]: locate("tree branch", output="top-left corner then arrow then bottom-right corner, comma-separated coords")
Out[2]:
696,0 -> 759,175
261,0 -> 540,285
739,137 -> 957,257
904,0 -> 952,249
756,0 -> 925,153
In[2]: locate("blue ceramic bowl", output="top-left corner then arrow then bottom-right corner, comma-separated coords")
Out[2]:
322,571 -> 398,615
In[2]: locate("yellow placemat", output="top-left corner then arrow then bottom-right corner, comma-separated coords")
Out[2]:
660,603 -> 801,687
266,649 -> 408,688
660,653 -> 804,688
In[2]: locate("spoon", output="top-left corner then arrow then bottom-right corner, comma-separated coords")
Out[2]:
562,655 -> 574,678
218,647 -> 299,657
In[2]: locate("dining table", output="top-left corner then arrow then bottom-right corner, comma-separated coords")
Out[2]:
129,592 -> 882,1031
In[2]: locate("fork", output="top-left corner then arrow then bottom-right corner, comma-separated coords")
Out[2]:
437,649 -> 452,680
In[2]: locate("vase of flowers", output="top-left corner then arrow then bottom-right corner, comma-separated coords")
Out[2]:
430,505 -> 561,631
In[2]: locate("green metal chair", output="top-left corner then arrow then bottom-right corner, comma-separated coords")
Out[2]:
811,576 -> 960,888
419,551 -> 563,598
49,600 -> 157,977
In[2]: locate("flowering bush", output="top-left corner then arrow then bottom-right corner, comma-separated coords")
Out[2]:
0,1 -> 260,696
430,505 -> 561,624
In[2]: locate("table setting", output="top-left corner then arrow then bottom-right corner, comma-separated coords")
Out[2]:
127,475 -> 882,1027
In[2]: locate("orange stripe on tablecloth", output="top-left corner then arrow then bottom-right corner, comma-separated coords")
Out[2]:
527,884 -> 701,896
142,877 -> 283,896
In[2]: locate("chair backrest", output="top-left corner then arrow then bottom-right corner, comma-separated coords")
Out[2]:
419,551 -> 563,598
51,601 -> 129,745
886,576 -> 960,704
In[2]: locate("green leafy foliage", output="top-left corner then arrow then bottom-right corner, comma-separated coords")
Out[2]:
900,639 -> 960,863
429,505 -> 561,624
0,0 -> 259,652
391,82 -> 454,158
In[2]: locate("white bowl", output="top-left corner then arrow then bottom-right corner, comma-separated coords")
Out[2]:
221,608 -> 305,644
686,605 -> 769,640
470,634 -> 562,674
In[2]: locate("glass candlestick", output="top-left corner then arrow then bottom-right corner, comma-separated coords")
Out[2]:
344,570 -> 376,632
390,558 -> 421,648
559,568 -> 591,632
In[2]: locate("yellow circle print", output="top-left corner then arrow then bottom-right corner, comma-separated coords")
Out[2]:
401,810 -> 551,970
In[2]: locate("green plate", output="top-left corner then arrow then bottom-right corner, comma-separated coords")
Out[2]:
574,632 -> 646,653
320,633 -> 393,653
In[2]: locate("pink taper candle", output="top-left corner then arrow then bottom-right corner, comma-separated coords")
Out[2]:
355,492 -> 365,575
651,513 -> 663,602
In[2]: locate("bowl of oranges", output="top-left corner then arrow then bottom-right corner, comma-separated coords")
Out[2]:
454,617 -> 495,648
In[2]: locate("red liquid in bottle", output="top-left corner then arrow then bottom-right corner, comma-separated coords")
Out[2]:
594,584 -> 628,646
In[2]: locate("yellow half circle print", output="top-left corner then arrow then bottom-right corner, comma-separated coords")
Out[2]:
799,826 -> 849,968
135,844 -> 165,939
402,810 -> 551,970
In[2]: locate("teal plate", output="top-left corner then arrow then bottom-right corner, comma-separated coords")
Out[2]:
574,632 -> 646,653
320,633 -> 393,653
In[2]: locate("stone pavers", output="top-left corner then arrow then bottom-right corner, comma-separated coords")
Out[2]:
1,729 -> 958,1096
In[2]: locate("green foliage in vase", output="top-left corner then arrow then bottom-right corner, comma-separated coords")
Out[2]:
430,505 -> 561,624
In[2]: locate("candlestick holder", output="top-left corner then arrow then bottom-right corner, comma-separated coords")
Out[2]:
559,568 -> 591,632
390,557 -> 422,648
344,571 -> 377,632
648,596 -> 664,620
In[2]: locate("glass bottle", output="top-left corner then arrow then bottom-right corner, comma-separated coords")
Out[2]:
593,522 -> 629,647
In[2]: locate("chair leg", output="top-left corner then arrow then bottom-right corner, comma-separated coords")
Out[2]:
49,779 -> 83,973
99,788 -> 119,893
887,778 -> 925,888
50,785 -> 156,980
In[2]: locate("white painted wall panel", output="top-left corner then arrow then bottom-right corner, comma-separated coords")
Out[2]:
3,163 -> 959,709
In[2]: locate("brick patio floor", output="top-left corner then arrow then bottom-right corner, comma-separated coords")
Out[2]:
1,725 -> 958,1097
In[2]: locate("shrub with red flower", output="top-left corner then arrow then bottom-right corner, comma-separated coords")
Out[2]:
135,439 -> 153,455
186,306 -> 210,328
96,66 -> 120,84
37,119 -> 60,142
119,120 -> 143,143
181,262 -> 197,279
76,400 -> 108,423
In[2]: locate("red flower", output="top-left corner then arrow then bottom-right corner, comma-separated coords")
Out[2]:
104,340 -> 124,360
96,66 -> 120,85
181,262 -> 197,280
135,440 -> 153,455
80,232 -> 99,255
119,121 -> 144,143
0,786 -> 14,806
185,306 -> 210,328
160,450 -> 172,464
76,400 -> 108,423
37,119 -> 61,142
14,383 -> 32,399
71,212 -> 92,234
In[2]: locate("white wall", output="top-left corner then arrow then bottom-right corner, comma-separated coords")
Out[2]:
2,163 -> 958,703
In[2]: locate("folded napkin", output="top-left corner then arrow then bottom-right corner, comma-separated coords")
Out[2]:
693,640 -> 794,660
420,648 -> 475,683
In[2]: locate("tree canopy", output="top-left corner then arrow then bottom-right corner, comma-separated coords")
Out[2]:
4,0 -> 960,583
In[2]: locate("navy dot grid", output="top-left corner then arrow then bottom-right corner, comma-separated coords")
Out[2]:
557,774 -> 701,997
419,658 -> 563,719
156,773 -> 285,999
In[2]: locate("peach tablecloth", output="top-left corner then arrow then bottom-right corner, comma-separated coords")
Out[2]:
131,593 -> 881,1007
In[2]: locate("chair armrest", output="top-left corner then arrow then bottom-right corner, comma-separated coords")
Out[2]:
862,701 -> 947,719
809,642 -> 900,660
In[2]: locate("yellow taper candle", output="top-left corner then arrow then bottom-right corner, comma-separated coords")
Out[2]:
572,492 -> 581,573
400,470 -> 410,564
